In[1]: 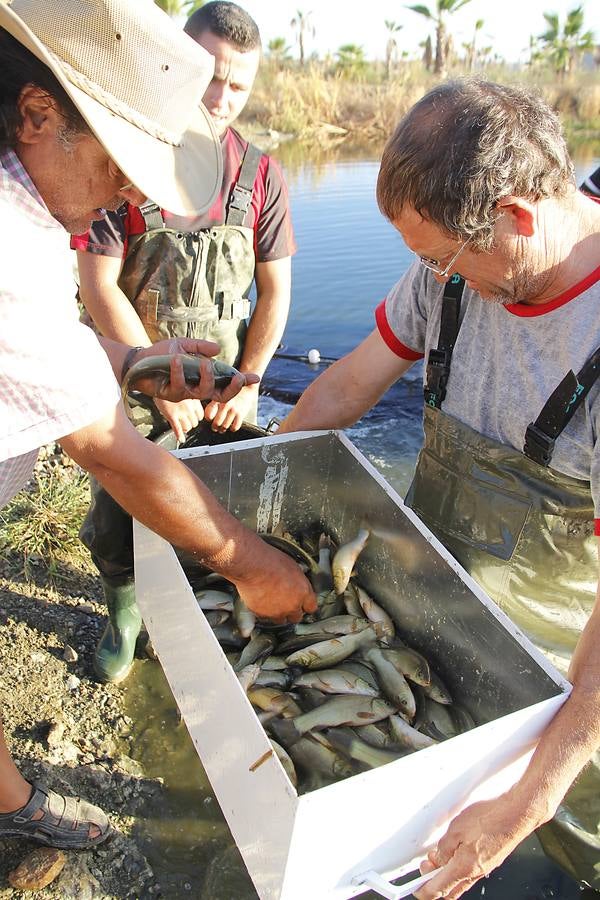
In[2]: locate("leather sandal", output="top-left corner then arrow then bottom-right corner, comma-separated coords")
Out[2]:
0,782 -> 112,849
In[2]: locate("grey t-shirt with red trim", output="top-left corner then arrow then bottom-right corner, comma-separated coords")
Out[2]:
376,260 -> 600,517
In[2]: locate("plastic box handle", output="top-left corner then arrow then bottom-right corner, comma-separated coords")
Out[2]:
352,867 -> 442,899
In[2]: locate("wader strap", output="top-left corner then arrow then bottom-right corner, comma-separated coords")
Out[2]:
225,143 -> 263,227
139,201 -> 165,230
424,275 -> 465,409
524,345 -> 600,466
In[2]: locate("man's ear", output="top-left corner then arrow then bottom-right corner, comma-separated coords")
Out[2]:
16,85 -> 61,145
495,196 -> 536,237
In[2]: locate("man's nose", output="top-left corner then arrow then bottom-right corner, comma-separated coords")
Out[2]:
120,184 -> 147,206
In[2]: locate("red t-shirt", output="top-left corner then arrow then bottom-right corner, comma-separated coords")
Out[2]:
71,127 -> 296,263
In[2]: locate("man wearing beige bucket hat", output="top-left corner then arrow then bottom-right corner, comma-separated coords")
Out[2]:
0,0 -> 316,852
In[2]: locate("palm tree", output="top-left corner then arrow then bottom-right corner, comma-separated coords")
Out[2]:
538,5 -> 594,78
336,43 -> 367,77
406,0 -> 473,75
464,18 -> 484,71
384,20 -> 403,79
267,37 -> 291,69
154,0 -> 204,15
291,9 -> 315,66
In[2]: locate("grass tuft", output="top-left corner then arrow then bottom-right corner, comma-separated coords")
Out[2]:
0,467 -> 92,580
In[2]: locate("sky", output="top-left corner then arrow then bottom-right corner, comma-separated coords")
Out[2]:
236,0 -> 600,65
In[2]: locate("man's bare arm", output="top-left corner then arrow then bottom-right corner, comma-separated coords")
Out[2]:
203,256 -> 292,432
77,250 -> 151,347
415,550 -> 600,899
278,328 -> 416,434
60,403 -> 316,622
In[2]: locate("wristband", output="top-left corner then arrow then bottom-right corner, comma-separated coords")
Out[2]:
120,346 -> 144,383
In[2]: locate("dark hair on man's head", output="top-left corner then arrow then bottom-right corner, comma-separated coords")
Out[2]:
377,78 -> 575,251
184,1 -> 261,51
0,28 -> 90,152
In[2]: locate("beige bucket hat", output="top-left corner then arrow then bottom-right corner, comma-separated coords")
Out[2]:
0,0 -> 223,216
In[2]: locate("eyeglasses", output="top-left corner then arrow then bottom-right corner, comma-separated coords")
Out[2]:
418,236 -> 473,277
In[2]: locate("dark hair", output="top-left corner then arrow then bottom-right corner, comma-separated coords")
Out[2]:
0,28 -> 90,152
184,1 -> 261,52
376,78 -> 575,251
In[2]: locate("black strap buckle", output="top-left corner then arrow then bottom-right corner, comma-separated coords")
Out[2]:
424,348 -> 451,409
524,422 -> 555,467
228,184 -> 253,214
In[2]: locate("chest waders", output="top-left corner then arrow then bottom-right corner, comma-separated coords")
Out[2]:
119,142 -> 263,435
79,147 -> 263,683
404,274 -> 600,887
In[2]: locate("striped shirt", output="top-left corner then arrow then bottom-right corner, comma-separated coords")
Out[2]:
0,150 -> 119,508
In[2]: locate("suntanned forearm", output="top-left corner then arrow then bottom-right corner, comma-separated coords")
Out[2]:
504,583 -> 600,824
59,404 -> 316,620
238,258 -> 291,377
63,414 -> 255,574
279,329 -> 415,434
77,250 -> 152,347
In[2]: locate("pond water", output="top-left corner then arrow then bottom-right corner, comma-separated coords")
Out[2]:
123,140 -> 600,899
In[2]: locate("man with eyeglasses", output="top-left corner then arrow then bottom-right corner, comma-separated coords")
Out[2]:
279,79 -> 600,898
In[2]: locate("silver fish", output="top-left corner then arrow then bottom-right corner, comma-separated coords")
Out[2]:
343,582 -> 364,617
292,667 -> 380,697
422,670 -> 453,705
381,647 -> 431,687
317,588 -> 346,619
203,609 -> 231,627
236,663 -> 261,692
233,594 -> 256,639
388,714 -> 438,751
287,735 -> 355,780
295,615 -> 371,637
194,589 -> 234,612
320,727 -> 405,769
254,669 -> 294,690
311,533 -> 334,594
292,694 -> 398,734
341,660 -> 380,692
261,655 -> 289,671
355,585 -> 395,638
364,647 -> 416,720
247,687 -> 302,719
270,739 -> 298,787
285,626 -> 378,670
234,632 -> 275,672
353,721 -> 399,750
415,692 -> 458,740
332,528 -> 370,594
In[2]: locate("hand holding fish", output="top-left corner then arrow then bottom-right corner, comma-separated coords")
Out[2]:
122,338 -> 260,406
231,545 -> 318,624
414,793 -> 540,899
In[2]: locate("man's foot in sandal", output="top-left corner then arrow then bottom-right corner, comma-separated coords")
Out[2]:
0,782 -> 112,849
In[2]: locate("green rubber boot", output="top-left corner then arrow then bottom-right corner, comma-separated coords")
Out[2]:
94,578 -> 142,684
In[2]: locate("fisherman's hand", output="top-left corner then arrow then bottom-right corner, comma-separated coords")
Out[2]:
204,383 -> 260,433
154,397 -> 205,443
414,794 -> 539,899
133,339 -> 260,405
232,546 -> 318,623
